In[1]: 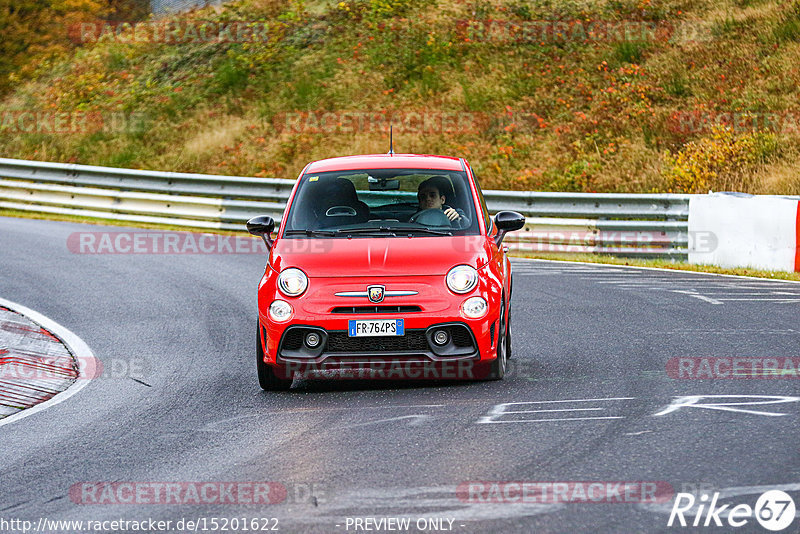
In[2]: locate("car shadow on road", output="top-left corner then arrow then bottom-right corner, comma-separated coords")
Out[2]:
281,375 -> 484,393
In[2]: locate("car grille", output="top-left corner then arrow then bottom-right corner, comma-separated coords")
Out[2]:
331,305 -> 422,314
326,330 -> 429,352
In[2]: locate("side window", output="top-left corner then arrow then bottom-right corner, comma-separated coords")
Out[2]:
472,173 -> 493,233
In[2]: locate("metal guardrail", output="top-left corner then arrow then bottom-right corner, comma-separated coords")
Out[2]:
0,158 -> 692,259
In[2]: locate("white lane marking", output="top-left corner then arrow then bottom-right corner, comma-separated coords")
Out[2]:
481,416 -> 624,424
511,266 -> 636,271
510,271 -> 573,276
496,397 -> 637,404
516,271 -> 636,276
200,405 -> 446,432
653,395 -> 800,417
0,298 -> 96,428
606,283 -> 800,290
512,258 -> 800,284
624,430 -> 653,436
342,415 -> 432,428
692,294 -> 800,298
595,284 -> 800,291
515,268 -> 630,272
593,279 -> 655,284
477,397 -> 635,424
499,408 -> 604,414
598,287 -> 795,294
656,329 -> 798,335
591,280 -> 800,288
716,298 -> 800,303
667,290 -> 723,305
563,271 -> 800,304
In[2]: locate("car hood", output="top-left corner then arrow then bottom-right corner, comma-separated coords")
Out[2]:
269,235 -> 492,277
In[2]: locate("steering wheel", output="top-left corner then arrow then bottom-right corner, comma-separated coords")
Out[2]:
409,208 -> 452,226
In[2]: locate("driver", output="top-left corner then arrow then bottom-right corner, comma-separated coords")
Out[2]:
415,176 -> 469,227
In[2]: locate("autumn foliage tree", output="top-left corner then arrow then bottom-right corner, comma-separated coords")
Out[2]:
0,0 -> 114,95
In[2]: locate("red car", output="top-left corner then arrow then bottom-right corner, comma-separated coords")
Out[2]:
247,154 -> 524,390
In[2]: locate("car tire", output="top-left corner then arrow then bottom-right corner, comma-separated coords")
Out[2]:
505,310 -> 512,360
482,297 -> 507,380
257,323 -> 292,391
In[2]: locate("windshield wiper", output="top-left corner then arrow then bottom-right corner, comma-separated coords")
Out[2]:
400,228 -> 453,236
284,229 -> 339,237
344,226 -> 453,236
339,226 -> 398,236
286,227 -> 453,237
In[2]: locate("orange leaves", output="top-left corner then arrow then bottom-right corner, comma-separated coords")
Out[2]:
497,145 -> 513,159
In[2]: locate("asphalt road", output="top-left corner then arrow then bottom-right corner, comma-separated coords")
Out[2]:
2,216 -> 800,534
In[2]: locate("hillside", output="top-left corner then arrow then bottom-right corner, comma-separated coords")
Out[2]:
1,0 -> 799,194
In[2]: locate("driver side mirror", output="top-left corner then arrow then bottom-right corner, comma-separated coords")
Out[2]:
493,211 -> 525,246
246,215 -> 275,250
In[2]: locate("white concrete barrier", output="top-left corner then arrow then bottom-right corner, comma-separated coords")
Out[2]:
689,193 -> 800,272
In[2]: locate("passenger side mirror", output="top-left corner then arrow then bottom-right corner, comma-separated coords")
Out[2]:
493,211 -> 525,246
246,215 -> 275,250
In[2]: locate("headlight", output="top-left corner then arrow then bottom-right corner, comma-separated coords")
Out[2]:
278,268 -> 308,297
461,297 -> 488,319
446,265 -> 478,294
269,300 -> 293,322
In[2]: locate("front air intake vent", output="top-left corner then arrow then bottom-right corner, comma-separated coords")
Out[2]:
326,330 -> 429,352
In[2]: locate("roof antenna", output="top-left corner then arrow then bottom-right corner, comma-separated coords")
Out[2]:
388,125 -> 394,156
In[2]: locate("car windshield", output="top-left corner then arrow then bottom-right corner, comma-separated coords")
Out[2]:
282,169 -> 480,237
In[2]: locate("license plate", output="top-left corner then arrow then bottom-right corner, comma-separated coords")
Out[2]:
348,319 -> 405,337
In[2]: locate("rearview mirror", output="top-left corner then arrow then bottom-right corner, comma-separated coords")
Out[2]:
368,177 -> 400,191
493,211 -> 525,246
246,215 -> 275,250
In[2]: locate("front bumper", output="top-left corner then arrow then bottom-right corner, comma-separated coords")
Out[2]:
274,322 -> 479,365
258,274 -> 503,369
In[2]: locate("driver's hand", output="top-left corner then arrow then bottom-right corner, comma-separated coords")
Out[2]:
443,207 -> 460,221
